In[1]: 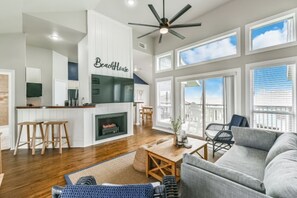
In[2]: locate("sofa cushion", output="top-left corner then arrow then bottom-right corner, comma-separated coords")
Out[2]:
265,133 -> 297,166
232,127 -> 277,151
264,150 -> 297,198
60,184 -> 155,198
216,145 -> 267,181
183,154 -> 265,192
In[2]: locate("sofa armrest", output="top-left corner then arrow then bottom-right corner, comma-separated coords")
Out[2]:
181,163 -> 271,198
52,186 -> 64,198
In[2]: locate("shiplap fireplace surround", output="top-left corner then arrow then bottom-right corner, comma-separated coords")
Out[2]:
16,10 -> 134,148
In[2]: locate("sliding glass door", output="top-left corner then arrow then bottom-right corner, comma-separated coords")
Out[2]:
181,76 -> 233,138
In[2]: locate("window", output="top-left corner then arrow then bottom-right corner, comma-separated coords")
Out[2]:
155,51 -> 173,73
247,57 -> 297,132
176,28 -> 240,68
155,77 -> 173,126
246,9 -> 297,54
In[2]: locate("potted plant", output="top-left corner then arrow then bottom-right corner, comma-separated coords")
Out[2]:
171,117 -> 182,145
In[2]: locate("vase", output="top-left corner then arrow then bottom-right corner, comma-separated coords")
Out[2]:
173,134 -> 177,146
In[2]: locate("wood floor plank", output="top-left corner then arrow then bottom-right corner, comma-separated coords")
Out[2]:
1,124 -> 171,197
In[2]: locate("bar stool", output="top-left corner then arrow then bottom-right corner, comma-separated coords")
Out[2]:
14,121 -> 44,155
41,121 -> 71,154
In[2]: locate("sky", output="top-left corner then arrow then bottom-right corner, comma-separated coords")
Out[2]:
180,35 -> 237,65
182,19 -> 293,107
184,78 -> 223,104
252,18 -> 291,50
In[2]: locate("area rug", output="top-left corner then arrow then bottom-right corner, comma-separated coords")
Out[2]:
65,152 -> 155,185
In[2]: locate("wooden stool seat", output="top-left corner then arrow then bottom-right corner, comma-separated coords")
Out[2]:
14,121 -> 45,156
43,121 -> 68,125
42,121 -> 71,154
18,121 -> 44,125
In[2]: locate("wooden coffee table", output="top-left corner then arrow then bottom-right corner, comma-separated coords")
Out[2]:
145,137 -> 208,182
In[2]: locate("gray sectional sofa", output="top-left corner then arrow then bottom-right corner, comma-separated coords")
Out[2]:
181,127 -> 297,198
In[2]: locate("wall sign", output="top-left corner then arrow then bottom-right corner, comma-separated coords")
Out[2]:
94,57 -> 129,73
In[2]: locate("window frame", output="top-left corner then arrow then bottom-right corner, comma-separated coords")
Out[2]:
175,28 -> 241,69
246,57 -> 297,132
245,8 -> 297,55
155,51 -> 173,73
154,76 -> 174,128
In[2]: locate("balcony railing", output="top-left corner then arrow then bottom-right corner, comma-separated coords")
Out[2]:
253,105 -> 295,132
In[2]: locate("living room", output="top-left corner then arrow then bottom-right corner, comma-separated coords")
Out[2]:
0,0 -> 297,197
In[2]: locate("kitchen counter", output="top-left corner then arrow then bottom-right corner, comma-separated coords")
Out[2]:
16,105 -> 96,109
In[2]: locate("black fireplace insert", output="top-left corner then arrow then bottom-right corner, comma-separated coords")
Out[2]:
95,112 -> 127,140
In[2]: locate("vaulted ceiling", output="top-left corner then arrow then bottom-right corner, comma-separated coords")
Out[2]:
0,0 -> 233,61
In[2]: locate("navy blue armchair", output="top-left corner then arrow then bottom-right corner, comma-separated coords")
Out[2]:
52,176 -> 178,198
205,114 -> 249,157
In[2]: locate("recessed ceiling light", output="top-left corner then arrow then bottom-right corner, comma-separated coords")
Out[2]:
126,0 -> 136,7
49,33 -> 61,41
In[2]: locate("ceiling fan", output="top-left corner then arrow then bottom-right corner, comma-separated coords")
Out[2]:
128,0 -> 202,43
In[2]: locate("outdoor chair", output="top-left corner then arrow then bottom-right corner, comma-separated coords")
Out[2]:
205,114 -> 249,157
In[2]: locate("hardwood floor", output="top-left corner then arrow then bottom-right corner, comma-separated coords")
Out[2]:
0,123 -> 171,198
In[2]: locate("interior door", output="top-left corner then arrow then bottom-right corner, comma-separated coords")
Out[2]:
0,74 -> 10,149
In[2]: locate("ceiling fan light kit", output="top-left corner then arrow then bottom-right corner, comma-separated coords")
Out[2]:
128,0 -> 202,43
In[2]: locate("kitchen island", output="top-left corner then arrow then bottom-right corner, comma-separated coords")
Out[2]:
15,103 -> 134,148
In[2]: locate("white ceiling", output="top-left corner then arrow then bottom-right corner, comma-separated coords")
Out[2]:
96,0 -> 233,35
133,49 -> 153,84
23,14 -> 86,62
0,0 -> 233,60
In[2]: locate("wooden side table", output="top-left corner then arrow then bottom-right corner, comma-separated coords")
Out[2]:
0,132 -> 4,186
146,137 -> 208,182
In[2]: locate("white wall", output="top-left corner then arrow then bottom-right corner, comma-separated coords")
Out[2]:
26,45 -> 53,105
0,0 -> 22,33
52,51 -> 68,105
134,84 -> 150,105
87,10 -> 133,79
79,10 -> 133,103
0,33 -> 26,106
152,0 -> 297,125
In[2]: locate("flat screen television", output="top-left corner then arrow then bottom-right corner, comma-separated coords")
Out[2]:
26,83 -> 42,97
91,74 -> 134,103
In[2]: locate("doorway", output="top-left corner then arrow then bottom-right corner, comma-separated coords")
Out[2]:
176,69 -> 241,139
0,70 -> 15,150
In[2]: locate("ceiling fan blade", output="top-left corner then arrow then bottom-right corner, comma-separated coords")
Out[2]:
170,23 -> 202,28
169,29 -> 185,40
169,4 -> 192,24
159,34 -> 163,43
128,23 -> 159,28
148,4 -> 163,24
138,29 -> 159,39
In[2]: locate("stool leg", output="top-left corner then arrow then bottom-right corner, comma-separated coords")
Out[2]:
39,123 -> 45,144
64,123 -> 71,148
59,124 -> 62,154
41,125 -> 49,155
26,125 -> 30,149
52,124 -> 56,149
32,124 -> 37,155
14,125 -> 23,155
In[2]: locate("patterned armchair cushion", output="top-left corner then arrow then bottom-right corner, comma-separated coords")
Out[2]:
60,184 -> 155,198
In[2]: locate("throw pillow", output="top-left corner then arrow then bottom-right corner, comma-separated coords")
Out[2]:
264,150 -> 297,198
265,133 -> 297,166
232,127 -> 277,151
